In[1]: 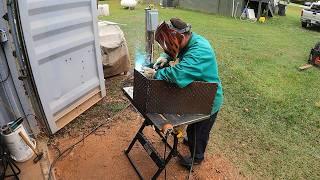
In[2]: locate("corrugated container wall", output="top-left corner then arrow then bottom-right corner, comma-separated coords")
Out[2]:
16,0 -> 106,134
179,0 -> 245,17
0,2 -> 38,134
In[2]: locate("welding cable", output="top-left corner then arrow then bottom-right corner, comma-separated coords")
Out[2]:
0,98 -> 41,128
187,126 -> 196,180
163,132 -> 168,180
0,46 -> 10,83
47,103 -> 131,180
163,129 -> 172,180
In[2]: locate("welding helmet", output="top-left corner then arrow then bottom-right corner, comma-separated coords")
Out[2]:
155,19 -> 191,58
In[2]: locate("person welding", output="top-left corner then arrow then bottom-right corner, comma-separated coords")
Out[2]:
144,17 -> 223,169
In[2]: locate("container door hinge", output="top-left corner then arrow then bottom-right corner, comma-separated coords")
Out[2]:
0,29 -> 8,43
2,13 -> 8,21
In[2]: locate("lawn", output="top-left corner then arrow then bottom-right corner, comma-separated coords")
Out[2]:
100,1 -> 320,179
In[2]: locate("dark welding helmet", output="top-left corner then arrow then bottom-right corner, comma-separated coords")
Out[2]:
155,18 -> 191,58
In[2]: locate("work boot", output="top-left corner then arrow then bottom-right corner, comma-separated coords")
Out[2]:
179,156 -> 203,170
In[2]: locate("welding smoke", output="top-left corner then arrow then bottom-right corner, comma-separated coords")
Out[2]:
135,49 -> 150,72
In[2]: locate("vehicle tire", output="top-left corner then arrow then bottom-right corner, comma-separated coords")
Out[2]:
301,22 -> 307,28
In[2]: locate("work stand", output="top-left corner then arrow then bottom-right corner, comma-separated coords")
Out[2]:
0,139 -> 21,180
124,118 -> 182,180
123,87 -> 210,180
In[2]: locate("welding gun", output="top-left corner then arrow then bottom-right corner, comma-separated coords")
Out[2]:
153,57 -> 169,70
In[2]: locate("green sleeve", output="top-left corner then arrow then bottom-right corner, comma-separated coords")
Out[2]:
160,53 -> 174,61
154,53 -> 202,88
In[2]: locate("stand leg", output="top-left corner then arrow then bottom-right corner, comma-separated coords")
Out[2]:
124,120 -> 149,180
7,159 -> 20,180
155,128 -> 184,160
125,120 -> 147,154
151,134 -> 180,179
125,119 -> 183,180
2,154 -> 21,179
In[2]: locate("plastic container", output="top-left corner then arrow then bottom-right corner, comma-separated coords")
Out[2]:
98,4 -> 110,16
1,124 -> 36,162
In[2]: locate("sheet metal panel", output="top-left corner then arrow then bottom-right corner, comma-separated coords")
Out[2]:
0,1 -> 42,135
234,0 -> 245,17
17,0 -> 106,133
0,14 -> 24,126
179,0 -> 220,14
133,70 -> 217,115
219,0 -> 232,17
178,0 -> 245,17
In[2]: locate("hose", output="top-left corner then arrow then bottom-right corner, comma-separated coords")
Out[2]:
234,2 -> 240,19
163,131 -> 169,179
0,45 -> 10,83
187,126 -> 196,180
48,103 -> 131,180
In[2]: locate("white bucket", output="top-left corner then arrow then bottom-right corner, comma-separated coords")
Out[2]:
1,124 -> 36,162
98,4 -> 110,16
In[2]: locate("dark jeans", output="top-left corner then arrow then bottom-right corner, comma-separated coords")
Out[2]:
186,112 -> 218,160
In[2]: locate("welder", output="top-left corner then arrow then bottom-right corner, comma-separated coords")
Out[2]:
144,17 -> 223,169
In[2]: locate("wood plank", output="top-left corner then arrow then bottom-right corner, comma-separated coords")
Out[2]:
54,87 -> 100,121
55,90 -> 102,129
298,64 -> 313,71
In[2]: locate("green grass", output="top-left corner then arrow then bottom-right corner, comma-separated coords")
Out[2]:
101,1 -> 320,179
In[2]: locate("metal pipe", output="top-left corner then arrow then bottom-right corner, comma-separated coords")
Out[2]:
145,7 -> 149,59
232,0 -> 235,17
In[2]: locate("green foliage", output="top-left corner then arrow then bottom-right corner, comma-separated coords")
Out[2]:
100,1 -> 320,179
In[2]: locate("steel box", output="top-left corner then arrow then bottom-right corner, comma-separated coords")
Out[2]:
133,69 -> 217,115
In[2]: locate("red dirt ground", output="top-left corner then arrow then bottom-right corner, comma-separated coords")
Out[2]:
48,75 -> 246,179
51,107 -> 244,180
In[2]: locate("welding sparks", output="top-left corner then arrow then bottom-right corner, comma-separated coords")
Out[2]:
135,50 -> 150,72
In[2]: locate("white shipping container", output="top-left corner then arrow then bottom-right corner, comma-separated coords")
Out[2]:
17,0 -> 106,134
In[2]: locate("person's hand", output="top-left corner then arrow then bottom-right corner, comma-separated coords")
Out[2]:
143,67 -> 156,79
169,59 -> 179,67
153,57 -> 168,69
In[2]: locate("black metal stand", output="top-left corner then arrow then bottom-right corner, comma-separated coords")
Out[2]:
124,119 -> 182,180
122,86 -> 210,179
0,139 -> 21,180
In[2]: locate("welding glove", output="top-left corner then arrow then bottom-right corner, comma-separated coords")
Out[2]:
142,67 -> 156,79
153,57 -> 168,69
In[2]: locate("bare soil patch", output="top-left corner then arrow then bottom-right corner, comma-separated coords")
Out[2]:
49,76 -> 244,179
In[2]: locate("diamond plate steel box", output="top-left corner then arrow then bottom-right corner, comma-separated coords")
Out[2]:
133,69 -> 217,115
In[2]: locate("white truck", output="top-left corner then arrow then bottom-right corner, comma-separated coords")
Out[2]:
301,2 -> 320,28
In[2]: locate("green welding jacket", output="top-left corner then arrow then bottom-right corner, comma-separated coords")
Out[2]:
154,32 -> 223,114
